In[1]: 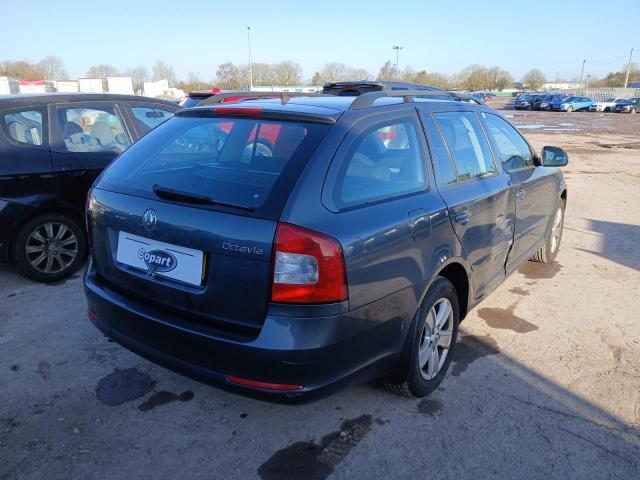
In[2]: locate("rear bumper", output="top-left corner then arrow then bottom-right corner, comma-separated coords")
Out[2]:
84,262 -> 405,402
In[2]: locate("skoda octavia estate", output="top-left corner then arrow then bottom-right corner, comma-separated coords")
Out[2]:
84,89 -> 568,401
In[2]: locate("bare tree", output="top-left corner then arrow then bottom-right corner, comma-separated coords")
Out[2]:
315,63 -> 371,84
124,64 -> 148,92
245,62 -> 274,86
272,61 -> 302,85
152,60 -> 176,86
377,60 -> 397,81
522,69 -> 546,91
488,66 -> 513,91
38,55 -> 66,80
86,64 -> 119,90
216,62 -> 242,89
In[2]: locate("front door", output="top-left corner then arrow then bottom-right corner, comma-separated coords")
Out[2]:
479,111 -> 556,272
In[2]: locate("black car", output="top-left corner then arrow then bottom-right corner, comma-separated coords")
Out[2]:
514,93 -> 541,110
613,98 -> 640,113
0,93 -> 179,282
533,94 -> 565,111
322,81 -> 457,100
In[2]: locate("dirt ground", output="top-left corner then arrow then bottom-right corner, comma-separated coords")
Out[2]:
1,107 -> 639,480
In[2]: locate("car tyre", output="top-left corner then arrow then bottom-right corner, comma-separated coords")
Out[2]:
530,199 -> 565,264
12,213 -> 87,283
384,276 -> 459,398
567,106 -> 574,112
631,107 -> 637,114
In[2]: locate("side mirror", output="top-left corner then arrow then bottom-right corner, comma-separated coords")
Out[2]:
541,146 -> 568,167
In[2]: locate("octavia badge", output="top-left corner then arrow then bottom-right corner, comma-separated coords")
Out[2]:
142,209 -> 157,231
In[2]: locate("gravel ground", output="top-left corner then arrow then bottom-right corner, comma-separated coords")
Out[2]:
1,109 -> 639,480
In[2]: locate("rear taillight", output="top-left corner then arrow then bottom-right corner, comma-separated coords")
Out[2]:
85,189 -> 94,245
271,223 -> 347,304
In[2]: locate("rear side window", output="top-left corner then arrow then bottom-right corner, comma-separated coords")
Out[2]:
98,116 -> 330,217
3,110 -> 43,145
433,112 -> 496,181
335,120 -> 426,208
423,115 -> 457,185
131,106 -> 175,133
54,105 -> 130,154
481,112 -> 533,171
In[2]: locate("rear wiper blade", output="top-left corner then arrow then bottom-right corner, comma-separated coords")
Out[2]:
152,185 -> 254,211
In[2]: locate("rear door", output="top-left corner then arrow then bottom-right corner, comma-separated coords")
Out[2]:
49,102 -> 133,212
420,109 -> 514,299
479,111 -> 557,272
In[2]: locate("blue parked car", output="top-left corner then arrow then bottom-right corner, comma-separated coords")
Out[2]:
85,90 -> 569,401
552,96 -> 593,112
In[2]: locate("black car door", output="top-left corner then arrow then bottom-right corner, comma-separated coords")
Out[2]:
48,102 -> 134,213
479,111 -> 557,272
420,109 -> 514,300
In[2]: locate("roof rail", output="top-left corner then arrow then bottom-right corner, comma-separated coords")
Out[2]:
349,89 -> 452,110
199,91 -> 325,106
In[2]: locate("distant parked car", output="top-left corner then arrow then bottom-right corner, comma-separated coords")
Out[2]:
589,98 -> 627,112
612,98 -> 639,113
514,94 -> 541,110
0,93 -> 179,282
534,94 -> 567,111
552,96 -> 593,112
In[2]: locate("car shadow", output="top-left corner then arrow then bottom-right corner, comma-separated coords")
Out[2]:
576,219 -> 640,271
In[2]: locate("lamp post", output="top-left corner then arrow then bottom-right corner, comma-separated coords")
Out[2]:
393,45 -> 403,81
578,59 -> 586,88
247,26 -> 253,91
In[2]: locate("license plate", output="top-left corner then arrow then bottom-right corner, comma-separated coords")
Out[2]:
116,231 -> 204,286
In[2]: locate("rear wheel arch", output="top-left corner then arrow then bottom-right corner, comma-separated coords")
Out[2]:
432,261 -> 470,321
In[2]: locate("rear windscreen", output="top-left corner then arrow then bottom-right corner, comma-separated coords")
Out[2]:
97,116 -> 330,218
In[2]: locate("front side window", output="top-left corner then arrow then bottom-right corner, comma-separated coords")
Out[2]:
131,106 -> 175,133
432,112 -> 496,181
3,110 -> 43,145
481,112 -> 533,171
55,105 -> 130,153
335,119 -> 426,208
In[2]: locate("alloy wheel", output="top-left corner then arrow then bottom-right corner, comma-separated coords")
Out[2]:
418,298 -> 454,380
550,207 -> 563,253
25,222 -> 78,274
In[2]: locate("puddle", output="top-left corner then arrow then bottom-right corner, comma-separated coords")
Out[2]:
558,122 -> 574,127
138,390 -> 194,412
543,128 -> 582,132
517,124 -> 546,129
417,398 -> 443,415
451,334 -> 500,376
509,287 -> 530,296
478,305 -> 538,333
518,262 -> 562,280
95,368 -> 156,406
258,415 -> 372,480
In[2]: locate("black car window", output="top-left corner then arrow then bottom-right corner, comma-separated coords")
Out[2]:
423,115 -> 457,185
336,119 -> 427,208
432,112 -> 497,181
2,110 -> 43,146
54,105 -> 130,154
481,112 -> 533,171
131,106 -> 175,134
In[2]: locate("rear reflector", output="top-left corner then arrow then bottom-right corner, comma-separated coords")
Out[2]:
87,308 -> 98,322
271,223 -> 347,304
226,375 -> 303,391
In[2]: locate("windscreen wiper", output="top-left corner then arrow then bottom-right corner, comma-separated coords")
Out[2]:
152,185 -> 254,211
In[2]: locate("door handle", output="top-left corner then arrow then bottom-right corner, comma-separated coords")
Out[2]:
61,167 -> 87,177
515,189 -> 526,200
454,209 -> 471,225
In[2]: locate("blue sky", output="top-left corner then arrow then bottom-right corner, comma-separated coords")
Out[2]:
1,0 -> 637,82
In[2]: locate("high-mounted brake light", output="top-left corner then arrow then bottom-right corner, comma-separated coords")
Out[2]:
211,107 -> 264,115
271,223 -> 347,304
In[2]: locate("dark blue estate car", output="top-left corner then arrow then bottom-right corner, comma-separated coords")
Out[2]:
85,90 -> 568,401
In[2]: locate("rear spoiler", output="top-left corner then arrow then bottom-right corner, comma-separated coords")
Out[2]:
176,105 -> 339,125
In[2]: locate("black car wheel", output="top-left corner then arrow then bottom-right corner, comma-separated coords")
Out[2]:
530,199 -> 565,264
12,213 -> 87,282
385,276 -> 459,397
